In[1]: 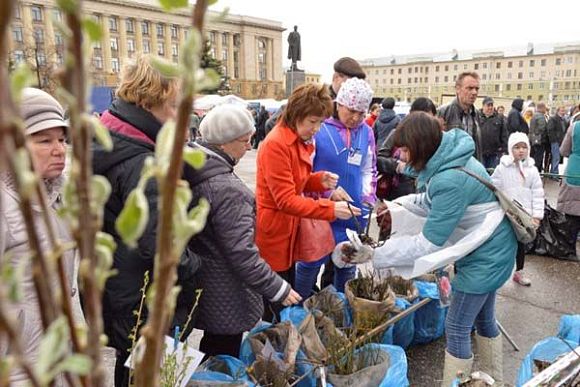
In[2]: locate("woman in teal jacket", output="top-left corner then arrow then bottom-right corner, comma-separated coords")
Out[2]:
373,112 -> 516,386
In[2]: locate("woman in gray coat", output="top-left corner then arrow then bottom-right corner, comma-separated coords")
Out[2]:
0,88 -> 76,385
185,104 -> 301,358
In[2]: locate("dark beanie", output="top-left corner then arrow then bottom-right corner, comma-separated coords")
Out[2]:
333,57 -> 366,79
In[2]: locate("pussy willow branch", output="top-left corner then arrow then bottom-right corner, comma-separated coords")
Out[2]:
134,1 -> 208,385
60,1 -> 104,385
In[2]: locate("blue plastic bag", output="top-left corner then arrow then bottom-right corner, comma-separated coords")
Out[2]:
412,280 -> 448,345
190,355 -> 255,386
392,298 -> 415,349
515,336 -> 578,386
558,314 -> 580,346
280,306 -> 309,327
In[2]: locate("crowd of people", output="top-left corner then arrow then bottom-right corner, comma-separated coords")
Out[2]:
2,53 -> 580,387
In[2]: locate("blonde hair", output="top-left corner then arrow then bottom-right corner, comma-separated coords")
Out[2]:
116,54 -> 179,110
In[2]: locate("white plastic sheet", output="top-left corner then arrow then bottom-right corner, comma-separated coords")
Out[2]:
373,198 -> 505,279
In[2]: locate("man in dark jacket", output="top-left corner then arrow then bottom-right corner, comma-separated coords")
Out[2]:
529,102 -> 548,172
265,105 -> 285,136
187,104 -> 300,357
327,57 -> 366,99
547,106 -> 568,175
373,97 -> 400,147
479,97 -> 507,169
506,98 -> 529,135
437,72 -> 483,161
95,98 -> 200,386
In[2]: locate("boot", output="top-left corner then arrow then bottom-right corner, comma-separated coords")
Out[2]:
476,333 -> 504,386
442,350 -> 473,387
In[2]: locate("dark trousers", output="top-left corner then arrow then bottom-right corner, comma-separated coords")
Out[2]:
321,259 -> 335,289
531,144 -> 544,173
516,241 -> 525,271
262,266 -> 295,323
199,332 -> 243,358
482,153 -> 500,170
566,214 -> 580,254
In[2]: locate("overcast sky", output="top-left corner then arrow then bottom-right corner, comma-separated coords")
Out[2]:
210,0 -> 580,84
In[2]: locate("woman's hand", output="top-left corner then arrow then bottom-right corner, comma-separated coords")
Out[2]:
532,218 -> 541,228
282,288 -> 302,306
321,171 -> 339,190
334,201 -> 361,220
330,186 -> 352,202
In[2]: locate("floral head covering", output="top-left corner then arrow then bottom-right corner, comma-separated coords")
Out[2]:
335,77 -> 373,113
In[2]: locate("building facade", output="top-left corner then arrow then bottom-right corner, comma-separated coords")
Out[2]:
8,0 -> 285,99
361,42 -> 580,107
304,73 -> 321,84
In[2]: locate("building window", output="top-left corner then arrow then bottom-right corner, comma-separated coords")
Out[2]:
495,84 -> 500,92
31,5 -> 43,22
209,31 -> 216,45
463,64 -> 468,70
407,78 -> 412,84
506,84 -> 511,91
390,69 -> 394,75
482,74 -> 487,80
528,83 -> 533,90
36,50 -> 46,66
222,33 -> 228,46
14,5 -> 21,19
517,72 -> 523,79
529,72 -> 534,78
444,65 -> 449,71
172,43 -> 179,57
12,26 -> 23,43
233,34 -> 241,47
567,56 -> 573,64
398,68 -> 402,74
541,59 -> 546,66
540,71 -> 546,78
258,38 -> 267,81
454,64 -> 458,71
52,9 -> 62,22
390,79 -> 393,84
142,21 -> 149,35
474,63 -> 479,70
127,38 -> 135,53
508,61 -> 513,68
126,19 -> 134,33
157,42 -> 165,56
110,37 -> 118,52
556,58 -> 561,65
444,75 -> 448,82
566,69 -> 572,77
435,65 -> 439,72
156,23 -> 164,37
111,57 -> 120,73
414,66 -> 418,73
519,60 -> 523,67
56,52 -> 64,65
93,56 -> 103,69
233,50 -> 239,78
171,25 -> 178,39
33,27 -> 44,44
435,76 -> 439,83
495,73 -> 500,80
483,63 -> 487,69
529,59 -> 535,67
143,40 -> 150,53
397,78 -> 401,84
496,62 -> 501,69
109,16 -> 118,32
517,83 -> 522,90
375,69 -> 378,75
54,32 -> 64,47
407,67 -> 412,74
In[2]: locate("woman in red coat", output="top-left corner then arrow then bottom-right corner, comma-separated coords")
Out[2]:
255,84 -> 360,320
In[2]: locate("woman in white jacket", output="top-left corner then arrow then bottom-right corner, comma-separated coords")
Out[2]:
491,131 -> 544,286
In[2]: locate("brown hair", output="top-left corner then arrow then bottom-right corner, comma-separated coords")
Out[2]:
280,84 -> 333,130
116,54 -> 179,110
455,71 -> 480,88
393,112 -> 443,171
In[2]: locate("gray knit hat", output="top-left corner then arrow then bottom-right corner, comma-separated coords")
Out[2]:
199,104 -> 255,145
20,88 -> 68,135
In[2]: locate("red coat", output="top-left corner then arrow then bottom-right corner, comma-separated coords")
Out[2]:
255,124 -> 336,271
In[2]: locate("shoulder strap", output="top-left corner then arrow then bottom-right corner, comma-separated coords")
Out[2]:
456,167 -> 498,193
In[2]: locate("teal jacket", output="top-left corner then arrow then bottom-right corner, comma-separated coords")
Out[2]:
410,129 -> 516,294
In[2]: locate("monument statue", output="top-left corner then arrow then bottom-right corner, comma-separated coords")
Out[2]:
287,25 -> 301,71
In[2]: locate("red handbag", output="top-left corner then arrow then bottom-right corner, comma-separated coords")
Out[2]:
294,217 -> 335,263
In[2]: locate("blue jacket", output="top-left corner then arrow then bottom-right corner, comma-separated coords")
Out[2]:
412,129 -> 516,294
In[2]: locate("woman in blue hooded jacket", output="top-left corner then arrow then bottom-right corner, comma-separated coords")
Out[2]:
373,112 -> 516,386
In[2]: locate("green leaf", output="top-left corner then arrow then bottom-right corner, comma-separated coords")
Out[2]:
52,354 -> 92,376
36,317 -> 69,377
207,0 -> 219,5
91,175 -> 112,210
197,68 -> 221,92
88,115 -> 112,151
115,189 -> 150,248
149,55 -> 182,78
187,197 -> 210,235
82,18 -> 103,43
56,0 -> 78,14
182,147 -> 206,170
155,121 -> 176,171
158,0 -> 189,11
10,65 -> 33,102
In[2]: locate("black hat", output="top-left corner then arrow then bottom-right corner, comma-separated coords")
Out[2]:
482,96 -> 494,105
333,57 -> 366,79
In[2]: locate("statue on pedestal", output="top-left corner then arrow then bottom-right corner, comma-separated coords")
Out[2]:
287,25 -> 301,71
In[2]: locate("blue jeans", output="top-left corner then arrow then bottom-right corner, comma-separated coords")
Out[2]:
482,154 -> 500,170
295,255 -> 356,298
550,142 -> 561,175
445,290 -> 500,359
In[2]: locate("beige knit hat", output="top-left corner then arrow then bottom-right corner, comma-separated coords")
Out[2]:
199,104 -> 255,145
20,88 -> 68,135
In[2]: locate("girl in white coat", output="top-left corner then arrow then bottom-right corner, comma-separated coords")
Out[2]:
491,132 -> 544,286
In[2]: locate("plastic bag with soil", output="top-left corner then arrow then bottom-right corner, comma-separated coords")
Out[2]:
304,285 -> 352,328
384,275 -> 419,303
527,204 -> 579,261
327,343 -> 409,387
345,277 -> 396,332
189,355 -> 254,386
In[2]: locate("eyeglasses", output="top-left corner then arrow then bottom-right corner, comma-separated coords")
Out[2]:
236,137 -> 252,146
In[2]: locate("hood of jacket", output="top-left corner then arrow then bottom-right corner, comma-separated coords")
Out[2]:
377,108 -> 398,124
108,98 -> 163,143
411,129 -> 475,190
184,142 -> 234,186
511,98 -> 524,111
500,131 -> 535,168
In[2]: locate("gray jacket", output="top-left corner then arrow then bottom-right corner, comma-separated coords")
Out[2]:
186,143 -> 289,335
529,112 -> 548,146
0,174 -> 76,385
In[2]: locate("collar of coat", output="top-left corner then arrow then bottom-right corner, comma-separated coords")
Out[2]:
0,172 -> 64,210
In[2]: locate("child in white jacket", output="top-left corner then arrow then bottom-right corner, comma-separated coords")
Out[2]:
492,132 -> 544,286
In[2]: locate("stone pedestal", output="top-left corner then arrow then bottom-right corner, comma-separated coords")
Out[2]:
285,70 -> 305,97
